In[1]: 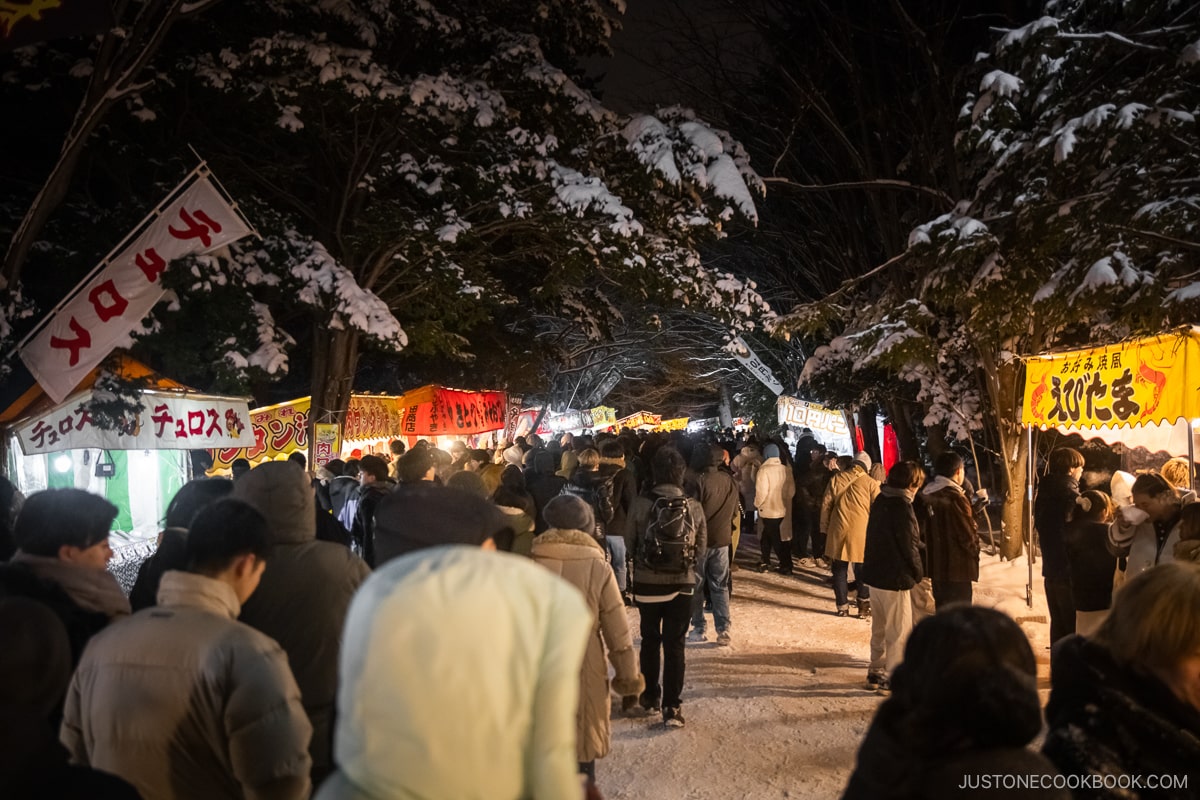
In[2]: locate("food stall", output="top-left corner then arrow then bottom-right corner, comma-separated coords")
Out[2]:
1020,326 -> 1200,602
2,356 -> 255,546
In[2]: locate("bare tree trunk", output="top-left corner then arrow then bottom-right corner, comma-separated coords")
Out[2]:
718,381 -> 733,428
857,403 -> 882,464
884,396 -> 922,461
308,325 -> 360,461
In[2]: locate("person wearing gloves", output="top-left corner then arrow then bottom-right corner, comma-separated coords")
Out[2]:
531,495 -> 644,789
316,485 -> 592,800
920,452 -> 986,608
1108,472 -> 1195,578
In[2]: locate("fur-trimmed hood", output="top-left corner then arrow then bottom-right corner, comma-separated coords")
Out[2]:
531,528 -> 604,554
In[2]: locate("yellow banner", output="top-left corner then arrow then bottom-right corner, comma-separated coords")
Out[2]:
589,406 -> 617,427
656,417 -> 690,431
616,411 -> 661,429
1022,329 -> 1200,428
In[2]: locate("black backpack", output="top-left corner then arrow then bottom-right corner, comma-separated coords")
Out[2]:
560,473 -> 617,537
636,495 -> 697,575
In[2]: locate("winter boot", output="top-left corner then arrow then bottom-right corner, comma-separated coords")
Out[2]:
857,598 -> 871,619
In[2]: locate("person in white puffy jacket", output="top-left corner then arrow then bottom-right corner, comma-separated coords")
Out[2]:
755,444 -> 796,575
316,484 -> 592,800
1108,472 -> 1195,578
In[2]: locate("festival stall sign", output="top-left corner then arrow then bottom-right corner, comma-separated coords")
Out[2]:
1,356 -> 250,545
777,396 -> 849,436
616,411 -> 662,430
18,168 -> 253,405
546,409 -> 592,433
1021,327 -> 1200,452
655,417 -> 690,432
399,385 -> 507,437
1,356 -> 255,456
589,406 -> 617,428
211,394 -> 404,471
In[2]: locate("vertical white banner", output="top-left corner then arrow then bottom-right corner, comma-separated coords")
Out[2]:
19,176 -> 252,403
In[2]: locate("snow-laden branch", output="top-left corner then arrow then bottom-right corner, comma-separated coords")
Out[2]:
761,176 -> 954,208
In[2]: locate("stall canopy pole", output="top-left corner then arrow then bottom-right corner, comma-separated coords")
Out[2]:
1026,424 -> 1035,609
1190,419 -> 1196,490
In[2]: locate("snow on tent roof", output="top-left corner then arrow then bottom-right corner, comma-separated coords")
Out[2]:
0,353 -> 191,427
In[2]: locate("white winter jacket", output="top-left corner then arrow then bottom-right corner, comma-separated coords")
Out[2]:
316,546 -> 591,800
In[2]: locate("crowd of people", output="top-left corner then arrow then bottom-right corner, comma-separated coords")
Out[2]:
0,429 -> 1197,799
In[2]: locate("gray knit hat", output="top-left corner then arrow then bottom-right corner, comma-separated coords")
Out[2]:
542,495 -> 595,533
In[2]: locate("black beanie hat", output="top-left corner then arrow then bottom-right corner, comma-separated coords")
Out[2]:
373,484 -> 512,566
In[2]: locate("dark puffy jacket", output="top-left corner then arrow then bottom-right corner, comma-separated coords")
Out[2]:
1063,520 -> 1116,612
0,564 -> 109,667
861,489 -> 923,591
1043,635 -> 1200,798
527,451 -> 567,533
233,462 -> 371,786
684,465 -> 740,550
599,463 -> 638,547
1034,472 -> 1079,580
920,478 -> 980,583
328,475 -> 359,520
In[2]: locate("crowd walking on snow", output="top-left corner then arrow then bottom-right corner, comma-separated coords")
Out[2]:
1,428 -> 1199,799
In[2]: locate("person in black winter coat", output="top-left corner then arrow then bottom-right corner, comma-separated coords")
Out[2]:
129,478 -> 233,611
526,450 -> 566,534
844,606 -> 1067,800
1043,562 -> 1200,799
684,444 -> 740,644
861,461 -> 926,691
0,597 -> 141,800
1063,490 -> 1116,637
1034,447 -> 1083,644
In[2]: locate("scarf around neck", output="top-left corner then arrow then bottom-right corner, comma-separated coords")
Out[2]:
10,552 -> 131,618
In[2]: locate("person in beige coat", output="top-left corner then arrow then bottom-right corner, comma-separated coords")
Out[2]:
531,495 -> 644,788
61,498 -> 313,800
822,452 -> 881,617
754,444 -> 796,574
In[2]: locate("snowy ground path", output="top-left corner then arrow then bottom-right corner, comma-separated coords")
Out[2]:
600,538 -> 1052,799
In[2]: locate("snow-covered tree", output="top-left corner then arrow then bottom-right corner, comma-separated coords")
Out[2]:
784,0 -> 1199,556
2,0 -> 775,431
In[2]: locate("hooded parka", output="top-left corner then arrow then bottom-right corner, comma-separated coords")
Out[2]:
821,465 -> 880,563
530,528 -> 644,762
233,462 -> 370,785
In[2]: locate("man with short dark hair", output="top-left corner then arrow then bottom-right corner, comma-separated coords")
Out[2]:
348,454 -> 395,566
628,447 -> 707,727
685,444 -> 739,645
921,452 -> 984,608
1110,472 -> 1195,576
395,448 -> 436,484
1,489 -> 129,663
62,498 -> 313,800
